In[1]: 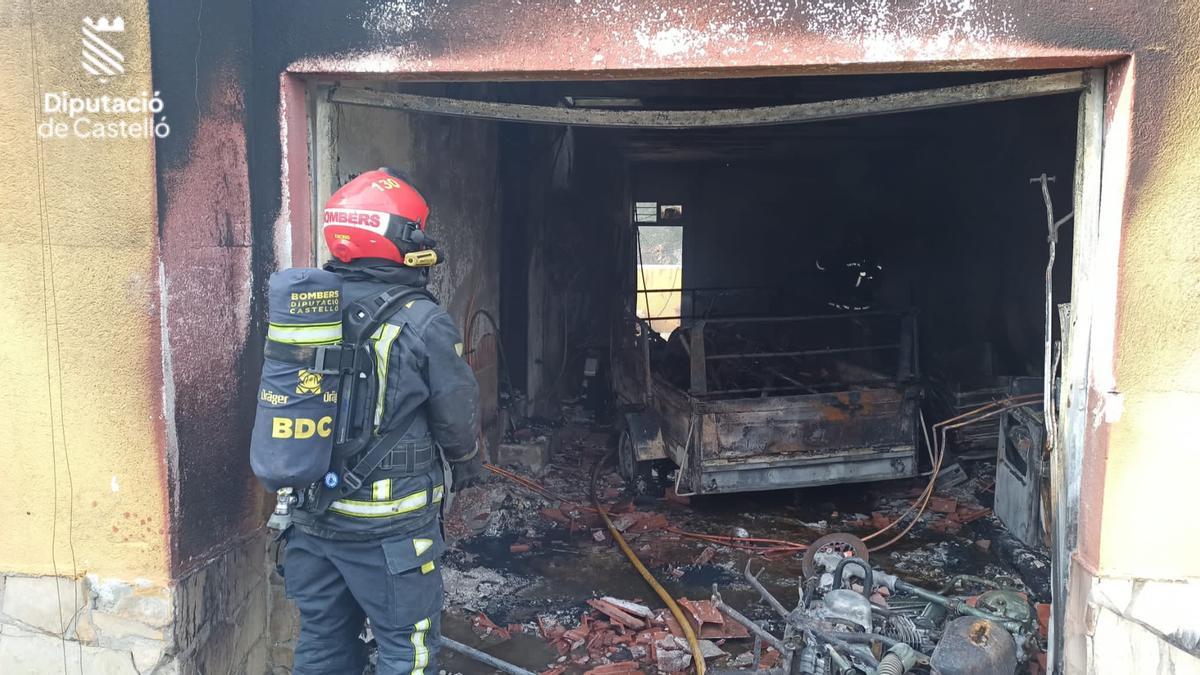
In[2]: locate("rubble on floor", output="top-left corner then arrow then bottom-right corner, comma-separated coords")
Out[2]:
439,408 -> 1051,674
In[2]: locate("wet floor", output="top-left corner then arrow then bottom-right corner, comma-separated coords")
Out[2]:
438,421 -> 1049,674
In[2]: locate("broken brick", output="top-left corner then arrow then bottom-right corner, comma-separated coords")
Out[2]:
957,505 -> 992,524
871,511 -> 893,529
473,612 -> 511,641
679,598 -> 724,627
589,599 -> 648,630
540,508 -> 571,525
693,546 -> 717,566
510,543 -> 532,553
1036,603 -> 1051,639
584,662 -> 642,675
537,616 -> 567,641
653,636 -> 693,673
928,517 -> 962,534
612,512 -> 641,532
929,495 -> 958,513
601,597 -> 654,620
626,512 -> 670,534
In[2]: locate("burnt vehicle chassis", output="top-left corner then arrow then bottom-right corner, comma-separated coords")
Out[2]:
613,292 -> 923,495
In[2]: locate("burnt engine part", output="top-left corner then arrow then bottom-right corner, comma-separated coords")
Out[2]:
714,534 -> 1035,674
929,617 -> 1018,675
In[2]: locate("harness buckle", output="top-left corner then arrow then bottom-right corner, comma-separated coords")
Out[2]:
341,471 -> 364,492
312,345 -> 354,375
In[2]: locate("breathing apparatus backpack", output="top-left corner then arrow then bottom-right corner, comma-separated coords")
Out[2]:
249,267 -> 433,506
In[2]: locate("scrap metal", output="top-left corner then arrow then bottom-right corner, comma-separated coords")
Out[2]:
706,533 -> 1036,674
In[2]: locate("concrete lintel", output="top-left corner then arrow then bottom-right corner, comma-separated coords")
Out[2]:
329,71 -> 1086,129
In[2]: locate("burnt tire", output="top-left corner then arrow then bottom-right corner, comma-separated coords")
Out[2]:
800,532 -> 870,581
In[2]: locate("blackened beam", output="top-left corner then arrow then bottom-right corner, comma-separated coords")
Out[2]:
328,71 -> 1086,129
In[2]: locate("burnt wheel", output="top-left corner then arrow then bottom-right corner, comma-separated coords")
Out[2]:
800,532 -> 870,580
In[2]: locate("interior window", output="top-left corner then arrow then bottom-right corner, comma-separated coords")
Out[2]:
635,211 -> 683,337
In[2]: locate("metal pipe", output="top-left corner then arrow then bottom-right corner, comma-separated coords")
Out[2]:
894,580 -> 1023,633
744,562 -> 791,618
832,557 -> 873,596
714,599 -> 789,654
441,637 -> 538,675
837,631 -> 910,652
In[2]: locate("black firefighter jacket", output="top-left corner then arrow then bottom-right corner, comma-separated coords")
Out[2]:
291,260 -> 480,540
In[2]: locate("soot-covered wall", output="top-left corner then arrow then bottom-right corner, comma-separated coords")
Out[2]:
632,93 -> 1078,378
497,125 -> 626,414
150,0 -> 261,573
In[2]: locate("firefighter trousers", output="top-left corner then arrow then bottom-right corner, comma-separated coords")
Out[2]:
284,525 -> 444,675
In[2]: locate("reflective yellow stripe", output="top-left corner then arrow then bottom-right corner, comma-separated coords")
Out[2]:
372,478 -> 391,501
328,489 -> 428,518
432,485 -> 444,504
412,618 -> 431,675
413,538 -> 433,556
373,323 -> 403,427
420,561 -> 436,574
267,322 -> 342,345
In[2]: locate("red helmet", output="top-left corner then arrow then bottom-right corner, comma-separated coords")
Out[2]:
322,168 -> 431,264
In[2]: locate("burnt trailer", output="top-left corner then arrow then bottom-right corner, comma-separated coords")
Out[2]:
613,294 -> 923,495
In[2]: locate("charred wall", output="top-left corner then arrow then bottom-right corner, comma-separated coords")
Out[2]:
149,0 -> 262,573
499,126 -> 626,415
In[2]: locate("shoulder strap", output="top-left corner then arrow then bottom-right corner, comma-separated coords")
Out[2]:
333,285 -> 435,451
343,285 -> 437,347
309,285 -> 438,513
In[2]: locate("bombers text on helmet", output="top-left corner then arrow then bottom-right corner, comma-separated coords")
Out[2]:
322,168 -> 434,264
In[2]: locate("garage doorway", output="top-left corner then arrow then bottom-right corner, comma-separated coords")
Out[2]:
304,69 -> 1105,670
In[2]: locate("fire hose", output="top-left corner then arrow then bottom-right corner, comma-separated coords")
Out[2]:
591,450 -> 707,675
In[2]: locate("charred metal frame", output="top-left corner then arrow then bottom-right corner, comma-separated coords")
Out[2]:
614,302 -> 922,495
679,310 -> 918,397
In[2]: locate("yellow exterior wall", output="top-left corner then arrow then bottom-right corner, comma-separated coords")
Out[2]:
1096,4 -> 1200,579
0,1 -> 169,582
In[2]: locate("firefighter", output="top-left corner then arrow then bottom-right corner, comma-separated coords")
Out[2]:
284,168 -> 481,675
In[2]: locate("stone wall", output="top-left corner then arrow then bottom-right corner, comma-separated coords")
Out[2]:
1083,575 -> 1200,674
0,533 -> 272,674
0,573 -> 174,674
172,535 -> 270,675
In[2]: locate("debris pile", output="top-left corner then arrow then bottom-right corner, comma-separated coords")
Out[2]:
437,406 -> 1052,674
468,597 -> 757,674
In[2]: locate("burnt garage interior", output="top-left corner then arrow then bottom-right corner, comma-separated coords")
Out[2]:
313,71 -> 1080,673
